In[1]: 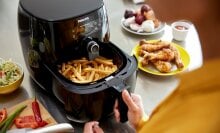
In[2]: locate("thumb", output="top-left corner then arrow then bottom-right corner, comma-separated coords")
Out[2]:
122,90 -> 138,111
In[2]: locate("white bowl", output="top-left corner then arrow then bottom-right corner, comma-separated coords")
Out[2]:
171,21 -> 191,41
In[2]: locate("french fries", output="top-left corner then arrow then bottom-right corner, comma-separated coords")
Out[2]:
58,56 -> 118,84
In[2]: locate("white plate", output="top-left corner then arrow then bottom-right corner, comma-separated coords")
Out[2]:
121,18 -> 166,35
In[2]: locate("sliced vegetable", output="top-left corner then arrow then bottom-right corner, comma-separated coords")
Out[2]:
14,115 -> 38,129
0,71 -> 4,78
0,105 -> 27,133
32,98 -> 48,127
0,108 -> 7,123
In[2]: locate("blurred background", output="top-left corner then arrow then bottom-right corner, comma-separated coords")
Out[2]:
146,0 -> 220,60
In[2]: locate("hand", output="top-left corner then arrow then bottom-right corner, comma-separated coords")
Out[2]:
114,90 -> 145,128
83,121 -> 104,133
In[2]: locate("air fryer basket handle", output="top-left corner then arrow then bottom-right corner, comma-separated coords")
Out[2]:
117,91 -> 129,123
105,76 -> 130,122
114,84 -> 130,123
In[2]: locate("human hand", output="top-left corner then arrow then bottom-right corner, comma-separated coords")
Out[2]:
114,90 -> 145,129
83,121 -> 104,133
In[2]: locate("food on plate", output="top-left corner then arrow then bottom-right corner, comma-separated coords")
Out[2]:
58,56 -> 118,84
138,40 -> 184,73
141,20 -> 154,32
152,60 -> 172,73
135,14 -> 145,25
143,10 -> 156,20
130,23 -> 142,31
0,105 -> 27,133
153,19 -> 160,28
0,108 -> 7,123
140,4 -> 152,14
170,45 -> 184,68
140,48 -> 175,61
124,9 -> 136,19
0,59 -> 22,87
123,4 -> 161,32
123,16 -> 135,27
139,39 -> 170,52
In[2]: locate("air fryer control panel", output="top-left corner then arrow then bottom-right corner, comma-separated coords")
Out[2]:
53,6 -> 109,49
77,15 -> 99,36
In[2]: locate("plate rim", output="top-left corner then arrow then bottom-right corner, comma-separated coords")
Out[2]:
121,18 -> 166,35
132,40 -> 191,76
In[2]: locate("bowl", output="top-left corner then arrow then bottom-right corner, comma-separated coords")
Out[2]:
0,59 -> 24,94
171,21 -> 191,41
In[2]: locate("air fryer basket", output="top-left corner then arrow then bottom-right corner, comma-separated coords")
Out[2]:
47,39 -> 133,94
44,40 -> 137,122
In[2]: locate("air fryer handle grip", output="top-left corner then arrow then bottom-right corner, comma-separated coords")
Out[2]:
105,77 -> 129,122
118,91 -> 129,123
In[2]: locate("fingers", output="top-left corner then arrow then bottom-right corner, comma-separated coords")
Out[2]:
93,124 -> 104,133
84,121 -> 102,133
122,90 -> 139,111
83,121 -> 98,133
130,93 -> 142,105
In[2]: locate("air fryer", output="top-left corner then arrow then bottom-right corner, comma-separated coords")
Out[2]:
18,0 -> 137,122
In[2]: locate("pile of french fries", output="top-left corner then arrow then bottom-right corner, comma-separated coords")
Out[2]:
58,56 -> 118,84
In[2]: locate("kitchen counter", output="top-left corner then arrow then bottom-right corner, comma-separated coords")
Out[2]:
0,0 -> 203,132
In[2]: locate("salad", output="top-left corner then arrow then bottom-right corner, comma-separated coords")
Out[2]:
0,59 -> 22,86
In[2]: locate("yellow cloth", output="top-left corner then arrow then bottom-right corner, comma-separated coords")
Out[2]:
137,58 -> 220,133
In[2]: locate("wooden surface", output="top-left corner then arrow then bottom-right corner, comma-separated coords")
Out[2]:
7,98 -> 57,129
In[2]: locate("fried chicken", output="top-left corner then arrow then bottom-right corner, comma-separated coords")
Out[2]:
142,48 -> 175,61
141,57 -> 149,66
138,40 -> 184,73
140,40 -> 170,52
151,60 -> 172,73
140,43 -> 170,52
170,45 -> 184,69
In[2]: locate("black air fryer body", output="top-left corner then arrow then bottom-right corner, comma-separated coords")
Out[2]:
18,0 -> 137,122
